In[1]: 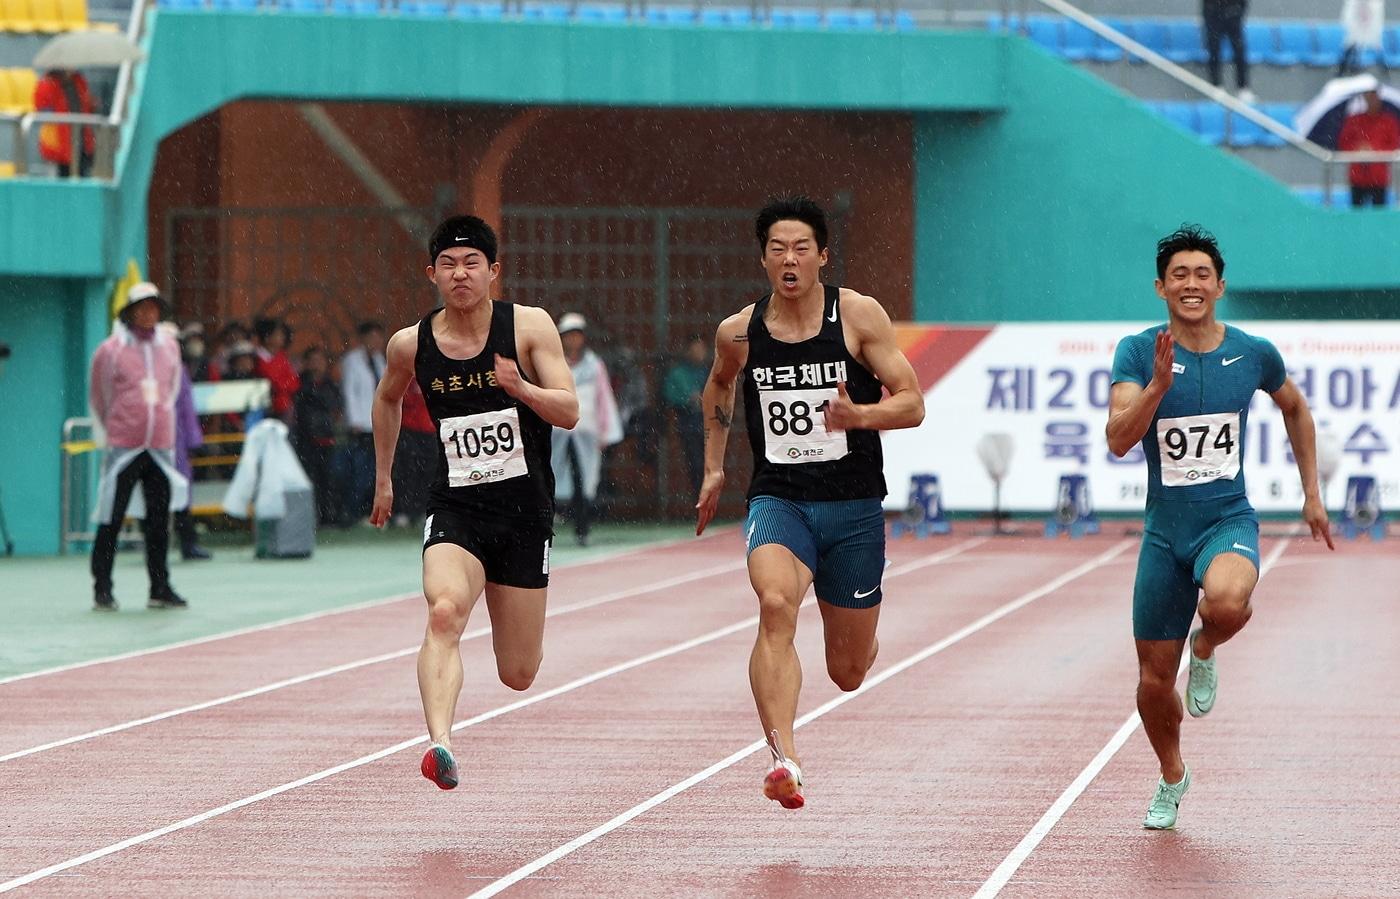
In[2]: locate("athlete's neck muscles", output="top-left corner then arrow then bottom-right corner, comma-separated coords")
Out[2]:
1169,318 -> 1225,354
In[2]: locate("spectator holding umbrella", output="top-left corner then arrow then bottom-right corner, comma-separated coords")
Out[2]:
1338,86 -> 1400,207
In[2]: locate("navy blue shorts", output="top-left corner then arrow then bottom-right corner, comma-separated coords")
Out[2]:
744,496 -> 886,609
1132,494 -> 1260,641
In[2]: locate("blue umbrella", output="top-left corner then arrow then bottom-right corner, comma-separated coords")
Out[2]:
1294,74 -> 1400,149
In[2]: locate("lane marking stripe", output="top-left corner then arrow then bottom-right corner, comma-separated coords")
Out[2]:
467,539 -> 1135,898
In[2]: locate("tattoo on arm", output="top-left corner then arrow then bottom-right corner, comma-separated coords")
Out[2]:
732,334 -> 748,343
712,404 -> 732,428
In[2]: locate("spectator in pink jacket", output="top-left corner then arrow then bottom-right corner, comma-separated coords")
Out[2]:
88,282 -> 191,612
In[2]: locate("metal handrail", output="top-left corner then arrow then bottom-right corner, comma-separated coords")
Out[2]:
1010,0 -> 1400,206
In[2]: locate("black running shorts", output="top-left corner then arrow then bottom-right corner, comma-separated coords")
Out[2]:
421,507 -> 553,589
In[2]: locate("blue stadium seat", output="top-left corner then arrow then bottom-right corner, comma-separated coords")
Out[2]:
825,8 -> 876,30
575,2 -> 627,22
1332,185 -> 1354,207
643,5 -> 692,25
1228,112 -> 1269,147
212,0 -> 260,10
1061,20 -> 1095,62
519,1 -> 569,20
1164,19 -> 1204,64
1386,26 -> 1400,68
330,0 -> 381,14
1026,16 -> 1062,55
1261,102 -> 1299,144
451,1 -> 503,18
1309,23 -> 1345,66
1273,21 -> 1311,66
984,13 -> 1019,33
1243,21 -> 1273,65
770,7 -> 822,29
1294,186 -> 1325,205
891,9 -> 914,30
1196,102 -> 1226,145
1158,101 -> 1197,136
1124,20 -> 1169,63
1091,17 -> 1126,63
158,0 -> 205,9
400,0 -> 448,15
699,5 -> 749,26
277,0 -> 324,11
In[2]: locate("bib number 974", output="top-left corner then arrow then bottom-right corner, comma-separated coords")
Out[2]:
1155,411 -> 1241,487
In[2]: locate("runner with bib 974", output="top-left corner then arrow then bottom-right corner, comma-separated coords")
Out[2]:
371,215 -> 579,790
1106,225 -> 1334,831
694,197 -> 925,809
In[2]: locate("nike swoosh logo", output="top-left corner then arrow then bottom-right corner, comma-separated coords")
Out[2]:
853,586 -> 878,599
1222,356 -> 1244,366
827,306 -> 838,323
747,522 -> 757,546
1231,542 -> 1255,554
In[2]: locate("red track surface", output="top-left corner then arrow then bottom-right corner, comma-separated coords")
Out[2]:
2,532 -> 1395,897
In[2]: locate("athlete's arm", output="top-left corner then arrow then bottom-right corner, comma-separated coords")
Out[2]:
695,308 -> 751,536
1270,377 -> 1335,550
1106,330 -> 1174,457
369,326 -> 416,528
499,306 -> 579,430
827,290 -> 924,432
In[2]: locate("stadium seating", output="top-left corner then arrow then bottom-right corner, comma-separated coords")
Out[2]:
574,2 -> 628,24
0,67 -> 37,114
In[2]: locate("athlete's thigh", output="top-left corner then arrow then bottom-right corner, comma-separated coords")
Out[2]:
811,498 -> 885,609
482,583 -> 548,661
816,600 -> 880,667
422,509 -> 489,614
746,496 -> 817,605
1192,510 -> 1260,597
1132,532 -> 1198,642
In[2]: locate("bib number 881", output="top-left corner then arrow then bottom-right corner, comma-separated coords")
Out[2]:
446,421 -> 516,459
767,400 -> 820,437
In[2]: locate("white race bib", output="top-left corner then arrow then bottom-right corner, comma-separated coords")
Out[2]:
1156,411 -> 1241,487
761,388 -> 849,464
440,408 -> 527,487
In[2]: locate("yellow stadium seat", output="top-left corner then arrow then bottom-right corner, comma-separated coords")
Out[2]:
0,70 -> 21,114
1,0 -> 37,32
56,0 -> 87,28
0,161 -> 16,178
29,0 -> 64,31
8,69 -> 38,113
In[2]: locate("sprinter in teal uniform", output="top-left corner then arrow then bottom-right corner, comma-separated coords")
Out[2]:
1107,225 -> 1334,830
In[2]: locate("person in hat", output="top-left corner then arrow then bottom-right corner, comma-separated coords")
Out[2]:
369,214 -> 578,790
34,69 -> 96,178
550,312 -> 623,547
88,282 -> 191,611
1338,87 -> 1400,208
173,323 -> 213,561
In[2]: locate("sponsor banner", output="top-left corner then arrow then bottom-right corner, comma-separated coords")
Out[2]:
883,323 -> 1400,513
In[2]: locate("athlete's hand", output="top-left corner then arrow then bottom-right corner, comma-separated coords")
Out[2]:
822,382 -> 863,432
494,354 -> 527,401
1151,329 -> 1175,392
1303,495 -> 1335,550
369,479 -> 394,528
695,470 -> 725,536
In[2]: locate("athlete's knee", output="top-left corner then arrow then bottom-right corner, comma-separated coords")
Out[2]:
425,591 -> 471,637
1137,664 -> 1178,696
1201,584 -> 1253,630
755,590 -> 799,637
497,658 -> 540,692
827,657 -> 869,692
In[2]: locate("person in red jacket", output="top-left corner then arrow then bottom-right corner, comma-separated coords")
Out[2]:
1338,88 -> 1400,208
253,317 -> 302,421
33,69 -> 96,177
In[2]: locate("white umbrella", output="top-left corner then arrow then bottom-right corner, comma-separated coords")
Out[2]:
1294,73 -> 1400,148
33,32 -> 145,70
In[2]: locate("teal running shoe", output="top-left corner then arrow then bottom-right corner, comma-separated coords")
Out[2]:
1142,767 -> 1191,830
1185,628 -> 1218,718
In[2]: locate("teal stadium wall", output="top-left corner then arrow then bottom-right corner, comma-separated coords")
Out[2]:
0,12 -> 1396,553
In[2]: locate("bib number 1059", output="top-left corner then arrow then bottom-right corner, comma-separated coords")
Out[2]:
1155,411 -> 1241,487
440,408 -> 528,487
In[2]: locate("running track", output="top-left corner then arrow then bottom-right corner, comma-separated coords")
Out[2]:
2,529 -> 1396,897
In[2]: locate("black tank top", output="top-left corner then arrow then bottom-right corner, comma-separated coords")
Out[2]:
742,285 -> 886,502
415,303 -> 554,522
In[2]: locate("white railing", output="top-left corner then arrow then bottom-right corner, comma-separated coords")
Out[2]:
1005,0 -> 1400,207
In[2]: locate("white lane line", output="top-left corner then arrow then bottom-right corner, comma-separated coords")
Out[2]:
0,536 -> 988,891
972,531 -> 1297,899
0,528 -> 734,688
467,539 -> 1136,898
0,559 -> 750,764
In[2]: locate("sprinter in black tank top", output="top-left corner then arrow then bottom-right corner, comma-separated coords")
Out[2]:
695,197 -> 926,810
370,215 -> 579,791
